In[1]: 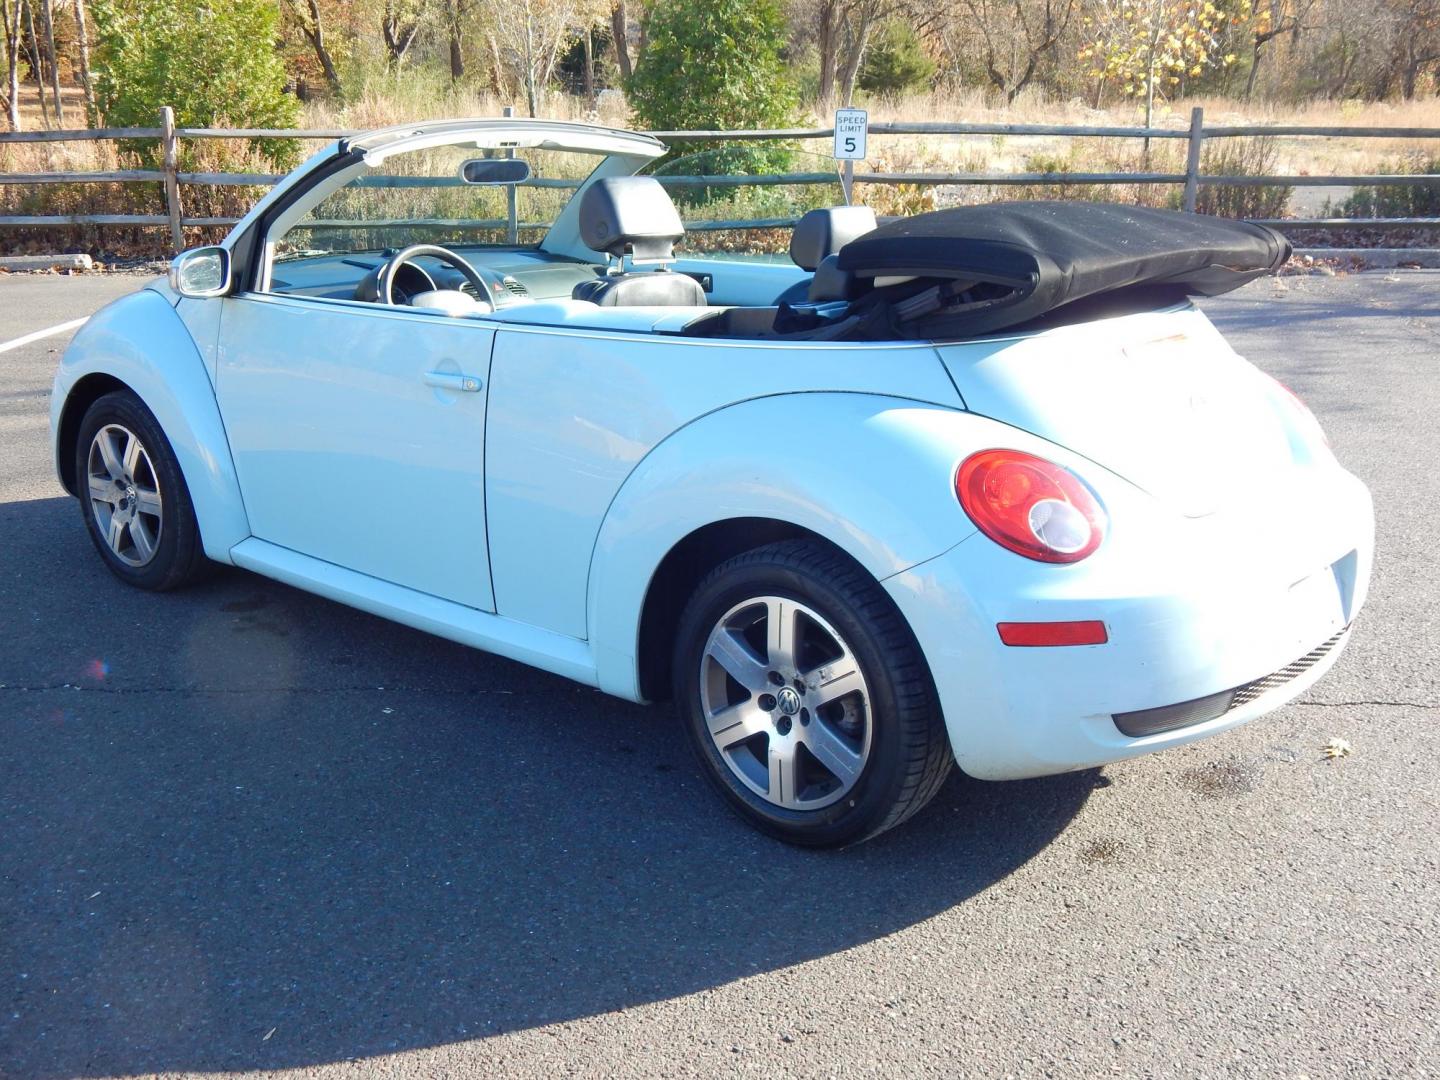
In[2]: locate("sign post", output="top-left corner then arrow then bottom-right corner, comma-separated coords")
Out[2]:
833,107 -> 867,205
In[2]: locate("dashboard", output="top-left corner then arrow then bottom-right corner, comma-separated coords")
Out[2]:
268,247 -> 604,310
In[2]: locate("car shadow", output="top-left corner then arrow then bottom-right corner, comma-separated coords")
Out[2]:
1,496 -> 1097,1077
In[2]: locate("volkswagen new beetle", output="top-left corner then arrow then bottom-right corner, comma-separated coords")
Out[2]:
51,118 -> 1373,846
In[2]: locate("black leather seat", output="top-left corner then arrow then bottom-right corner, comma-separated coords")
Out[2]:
776,206 -> 878,304
572,177 -> 707,307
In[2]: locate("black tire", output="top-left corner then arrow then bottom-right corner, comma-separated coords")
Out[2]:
673,539 -> 952,847
74,389 -> 211,591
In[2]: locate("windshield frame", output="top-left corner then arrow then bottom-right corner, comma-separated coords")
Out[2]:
246,121 -> 667,292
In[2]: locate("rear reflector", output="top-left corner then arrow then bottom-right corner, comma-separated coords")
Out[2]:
996,621 -> 1108,647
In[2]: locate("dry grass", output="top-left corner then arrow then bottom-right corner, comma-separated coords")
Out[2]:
857,88 -> 1440,188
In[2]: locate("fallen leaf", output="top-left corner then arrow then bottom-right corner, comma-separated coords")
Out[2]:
1322,737 -> 1352,759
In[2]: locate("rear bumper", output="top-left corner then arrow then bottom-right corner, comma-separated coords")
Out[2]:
884,465 -> 1374,780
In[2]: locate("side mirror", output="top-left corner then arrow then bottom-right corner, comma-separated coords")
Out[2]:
169,246 -> 231,298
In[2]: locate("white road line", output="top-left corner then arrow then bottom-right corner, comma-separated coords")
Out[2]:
0,316 -> 89,356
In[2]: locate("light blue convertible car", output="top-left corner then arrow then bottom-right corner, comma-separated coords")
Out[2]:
51,118 -> 1370,845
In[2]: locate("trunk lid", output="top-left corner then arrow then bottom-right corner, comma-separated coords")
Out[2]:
937,304 -> 1308,518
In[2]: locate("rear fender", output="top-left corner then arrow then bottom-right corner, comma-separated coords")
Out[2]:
50,288 -> 249,562
585,393 -> 1063,700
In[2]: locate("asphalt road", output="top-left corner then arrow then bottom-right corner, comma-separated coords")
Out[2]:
1,270 -> 1436,1079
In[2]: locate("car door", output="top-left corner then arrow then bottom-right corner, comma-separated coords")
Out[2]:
216,293 -> 496,611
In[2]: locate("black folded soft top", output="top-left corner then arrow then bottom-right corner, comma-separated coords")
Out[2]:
833,201 -> 1291,338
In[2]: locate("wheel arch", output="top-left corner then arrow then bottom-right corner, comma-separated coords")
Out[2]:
586,392 -> 986,704
50,288 -> 250,562
635,517 -> 845,702
55,372 -> 129,495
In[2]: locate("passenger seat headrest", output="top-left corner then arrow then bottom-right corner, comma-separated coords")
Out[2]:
578,176 -> 685,262
789,206 -> 878,271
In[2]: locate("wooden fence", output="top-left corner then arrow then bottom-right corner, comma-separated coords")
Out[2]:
2,105 -> 1438,253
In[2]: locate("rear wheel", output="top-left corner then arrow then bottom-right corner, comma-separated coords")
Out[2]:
673,539 -> 952,847
74,390 -> 211,591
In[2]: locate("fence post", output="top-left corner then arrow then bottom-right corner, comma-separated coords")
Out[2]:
160,106 -> 183,252
1183,106 -> 1204,213
502,104 -> 519,244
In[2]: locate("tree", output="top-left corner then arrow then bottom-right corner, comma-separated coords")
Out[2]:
812,0 -> 916,106
610,0 -> 632,79
89,0 -> 300,162
2,0 -> 21,129
22,0 -> 50,126
858,18 -> 936,96
445,0 -> 467,81
282,0 -> 342,93
1384,0 -> 1440,97
480,0 -> 608,116
1243,0 -> 1317,97
1079,0 -> 1246,128
627,0 -> 798,130
557,21 -> 612,97
39,0 -> 61,124
957,0 -> 1076,101
380,0 -> 427,67
72,0 -> 97,120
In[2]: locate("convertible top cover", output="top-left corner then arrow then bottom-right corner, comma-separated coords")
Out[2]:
834,201 -> 1291,338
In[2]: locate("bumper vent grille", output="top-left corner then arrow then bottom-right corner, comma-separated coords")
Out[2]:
1228,629 -> 1347,710
1113,627 -> 1349,739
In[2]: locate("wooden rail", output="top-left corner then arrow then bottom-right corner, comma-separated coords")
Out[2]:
2,107 -> 1438,249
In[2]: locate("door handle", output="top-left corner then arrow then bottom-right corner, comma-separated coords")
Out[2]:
424,371 -> 482,393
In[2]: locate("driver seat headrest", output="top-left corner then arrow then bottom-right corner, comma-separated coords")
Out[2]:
578,176 -> 685,263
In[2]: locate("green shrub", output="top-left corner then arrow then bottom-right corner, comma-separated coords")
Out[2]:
1189,138 -> 1292,219
648,143 -> 812,212
626,0 -> 798,135
858,21 -> 936,98
89,0 -> 300,167
1338,155 -> 1440,218
1008,148 -> 1181,209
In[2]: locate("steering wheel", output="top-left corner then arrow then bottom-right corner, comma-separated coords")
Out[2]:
375,244 -> 496,308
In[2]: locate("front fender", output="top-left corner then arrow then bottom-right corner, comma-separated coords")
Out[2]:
587,392 -> 998,700
50,288 -> 249,562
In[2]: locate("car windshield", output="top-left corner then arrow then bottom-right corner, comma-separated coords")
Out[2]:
273,144 -> 605,257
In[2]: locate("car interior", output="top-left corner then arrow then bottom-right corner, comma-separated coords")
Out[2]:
253,120 -> 1290,344
265,168 -> 884,341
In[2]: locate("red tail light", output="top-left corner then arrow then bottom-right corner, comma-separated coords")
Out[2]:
955,449 -> 1106,563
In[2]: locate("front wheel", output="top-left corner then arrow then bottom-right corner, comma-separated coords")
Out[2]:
673,539 -> 952,847
74,390 -> 211,591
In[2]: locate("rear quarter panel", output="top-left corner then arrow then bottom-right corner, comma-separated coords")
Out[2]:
584,403 -> 1122,701
483,327 -> 964,646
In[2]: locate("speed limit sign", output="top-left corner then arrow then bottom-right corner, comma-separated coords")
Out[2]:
834,108 -> 868,160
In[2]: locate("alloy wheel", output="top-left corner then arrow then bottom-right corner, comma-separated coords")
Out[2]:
86,423 -> 163,567
699,595 -> 873,810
